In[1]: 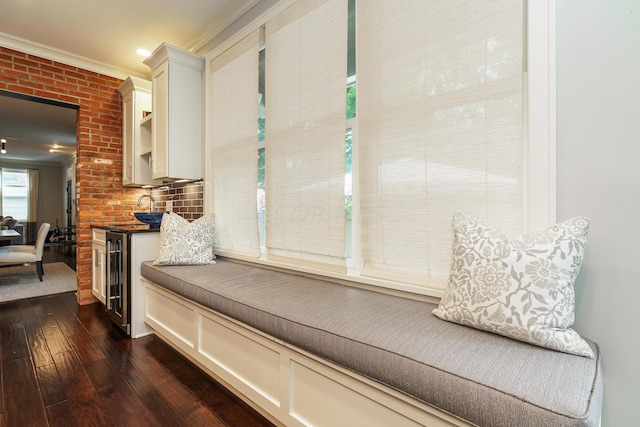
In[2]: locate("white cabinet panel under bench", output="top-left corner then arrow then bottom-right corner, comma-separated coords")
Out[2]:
288,357 -> 455,427
141,278 -> 469,427
199,312 -> 281,407
145,282 -> 196,348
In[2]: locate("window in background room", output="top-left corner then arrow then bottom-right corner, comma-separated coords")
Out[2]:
1,169 -> 28,221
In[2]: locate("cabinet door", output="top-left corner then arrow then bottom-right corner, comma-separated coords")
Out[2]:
122,91 -> 135,185
146,44 -> 203,181
151,61 -> 169,180
92,243 -> 106,304
166,61 -> 203,180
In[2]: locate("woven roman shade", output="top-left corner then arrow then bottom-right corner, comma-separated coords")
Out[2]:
264,0 -> 348,272
357,0 -> 525,290
210,29 -> 262,259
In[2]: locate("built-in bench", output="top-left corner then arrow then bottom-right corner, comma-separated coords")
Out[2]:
140,259 -> 603,427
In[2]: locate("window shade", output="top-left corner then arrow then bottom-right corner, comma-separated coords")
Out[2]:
265,0 -> 348,272
358,0 -> 524,289
210,29 -> 261,259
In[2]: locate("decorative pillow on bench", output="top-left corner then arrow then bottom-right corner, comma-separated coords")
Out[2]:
432,211 -> 594,358
153,212 -> 216,266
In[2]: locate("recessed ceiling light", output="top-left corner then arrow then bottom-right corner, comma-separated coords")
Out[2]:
136,48 -> 151,57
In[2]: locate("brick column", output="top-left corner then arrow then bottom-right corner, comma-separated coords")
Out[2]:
1,47 -> 147,305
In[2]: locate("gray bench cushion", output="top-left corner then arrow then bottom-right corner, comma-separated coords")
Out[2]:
141,259 -> 603,427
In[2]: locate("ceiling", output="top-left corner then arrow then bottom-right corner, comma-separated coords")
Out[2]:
0,0 -> 260,165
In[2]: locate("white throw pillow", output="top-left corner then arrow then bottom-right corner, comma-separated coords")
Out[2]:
432,211 -> 594,358
153,213 -> 216,266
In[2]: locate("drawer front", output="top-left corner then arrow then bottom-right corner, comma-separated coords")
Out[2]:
92,228 -> 106,245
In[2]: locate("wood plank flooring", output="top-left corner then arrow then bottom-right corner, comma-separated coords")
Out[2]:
42,244 -> 76,272
0,292 -> 276,427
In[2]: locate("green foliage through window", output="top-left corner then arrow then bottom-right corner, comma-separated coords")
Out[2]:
346,85 -> 356,120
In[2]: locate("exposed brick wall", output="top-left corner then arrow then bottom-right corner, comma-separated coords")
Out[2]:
0,46 -> 149,305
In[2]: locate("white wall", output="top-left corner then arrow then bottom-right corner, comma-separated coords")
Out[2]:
556,1 -> 640,426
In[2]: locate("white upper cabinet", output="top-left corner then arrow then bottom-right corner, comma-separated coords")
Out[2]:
144,43 -> 204,181
117,76 -> 156,187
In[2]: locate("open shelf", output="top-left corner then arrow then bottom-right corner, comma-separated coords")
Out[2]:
140,113 -> 152,126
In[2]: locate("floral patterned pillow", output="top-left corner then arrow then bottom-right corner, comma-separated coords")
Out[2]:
153,212 -> 216,266
432,212 -> 594,358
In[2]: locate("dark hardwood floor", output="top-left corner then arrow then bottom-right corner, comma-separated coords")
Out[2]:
42,243 -> 76,271
0,247 -> 276,427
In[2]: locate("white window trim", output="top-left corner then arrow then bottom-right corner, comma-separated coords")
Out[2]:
526,0 -> 557,231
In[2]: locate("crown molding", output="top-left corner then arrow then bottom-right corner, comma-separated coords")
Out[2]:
184,0 -> 260,53
1,1 -> 260,80
0,32 -> 146,80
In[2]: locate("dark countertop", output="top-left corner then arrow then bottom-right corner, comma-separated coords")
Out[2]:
93,223 -> 160,233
